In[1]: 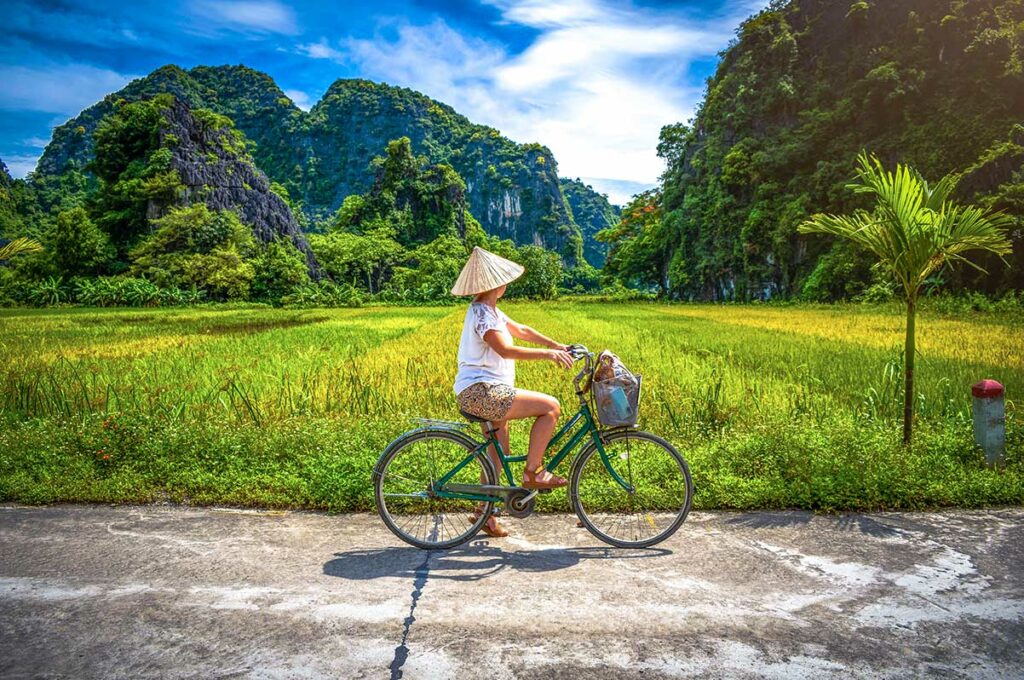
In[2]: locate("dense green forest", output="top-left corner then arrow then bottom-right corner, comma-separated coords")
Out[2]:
600,0 -> 1024,300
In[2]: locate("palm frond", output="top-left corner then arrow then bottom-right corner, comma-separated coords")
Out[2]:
922,171 -> 959,212
805,151 -> 1014,300
845,152 -> 922,258
0,237 -> 44,261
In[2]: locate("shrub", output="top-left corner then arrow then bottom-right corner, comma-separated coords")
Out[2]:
506,244 -> 562,299
129,205 -> 257,300
69,276 -> 203,307
251,238 -> 311,303
28,276 -> 68,306
561,262 -> 601,294
47,207 -> 115,276
280,280 -> 362,307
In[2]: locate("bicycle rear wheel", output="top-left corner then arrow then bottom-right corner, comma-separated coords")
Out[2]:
374,429 -> 497,550
570,430 -> 692,548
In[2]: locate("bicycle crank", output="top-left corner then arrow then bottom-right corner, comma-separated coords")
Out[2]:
505,489 -> 537,519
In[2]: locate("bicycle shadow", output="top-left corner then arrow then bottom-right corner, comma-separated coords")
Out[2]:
323,542 -> 671,582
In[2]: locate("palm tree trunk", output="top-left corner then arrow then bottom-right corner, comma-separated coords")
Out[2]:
902,296 -> 916,445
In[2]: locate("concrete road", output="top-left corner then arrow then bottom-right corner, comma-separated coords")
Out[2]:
0,505 -> 1022,679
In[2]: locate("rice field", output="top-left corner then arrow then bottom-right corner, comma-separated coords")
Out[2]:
1,301 -> 1022,511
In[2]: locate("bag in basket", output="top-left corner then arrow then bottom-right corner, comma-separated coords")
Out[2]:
592,350 -> 641,427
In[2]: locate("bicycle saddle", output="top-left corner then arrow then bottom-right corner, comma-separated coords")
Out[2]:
459,409 -> 489,423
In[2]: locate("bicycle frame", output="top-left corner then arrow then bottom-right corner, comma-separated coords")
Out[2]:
432,396 -> 634,504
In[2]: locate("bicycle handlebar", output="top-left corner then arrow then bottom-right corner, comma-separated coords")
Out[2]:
567,343 -> 591,360
567,344 -> 594,393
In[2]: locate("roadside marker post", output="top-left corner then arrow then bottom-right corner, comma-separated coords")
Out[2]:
971,379 -> 1006,468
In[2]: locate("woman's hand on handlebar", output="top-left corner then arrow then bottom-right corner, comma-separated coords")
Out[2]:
547,348 -> 574,369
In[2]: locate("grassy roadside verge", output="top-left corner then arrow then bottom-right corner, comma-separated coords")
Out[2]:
2,411 -> 1020,512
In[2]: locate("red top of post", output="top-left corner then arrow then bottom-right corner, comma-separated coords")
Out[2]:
972,379 -> 1004,398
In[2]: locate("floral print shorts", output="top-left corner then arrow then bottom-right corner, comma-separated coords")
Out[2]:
456,382 -> 516,421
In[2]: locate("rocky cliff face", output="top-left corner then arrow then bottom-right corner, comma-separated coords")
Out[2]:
657,0 -> 1024,299
957,126 -> 1024,201
953,125 -> 1024,291
560,178 -> 619,267
155,98 -> 321,278
32,66 -> 584,263
36,65 -> 304,185
305,79 -> 580,261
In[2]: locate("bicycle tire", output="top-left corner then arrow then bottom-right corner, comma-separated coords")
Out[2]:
373,428 -> 497,550
570,429 -> 693,548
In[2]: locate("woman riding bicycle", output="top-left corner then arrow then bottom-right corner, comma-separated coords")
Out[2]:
451,246 -> 574,537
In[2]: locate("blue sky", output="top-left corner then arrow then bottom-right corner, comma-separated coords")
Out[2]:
1,0 -> 767,204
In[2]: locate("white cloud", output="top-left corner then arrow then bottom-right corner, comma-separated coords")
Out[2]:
0,63 -> 142,115
296,38 -> 344,60
21,137 -> 51,149
188,0 -> 299,36
340,20 -> 505,95
487,0 -> 604,27
317,0 -> 766,195
3,154 -> 42,179
578,177 -> 656,207
283,88 -> 313,111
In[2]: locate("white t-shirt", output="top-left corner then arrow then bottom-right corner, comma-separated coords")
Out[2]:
453,302 -> 516,395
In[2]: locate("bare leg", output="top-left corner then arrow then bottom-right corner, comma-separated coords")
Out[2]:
503,388 -> 561,482
475,420 -> 511,535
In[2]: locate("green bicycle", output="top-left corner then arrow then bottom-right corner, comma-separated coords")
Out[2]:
372,345 -> 693,549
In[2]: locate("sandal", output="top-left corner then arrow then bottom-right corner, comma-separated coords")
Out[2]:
522,465 -> 568,490
470,505 -> 509,538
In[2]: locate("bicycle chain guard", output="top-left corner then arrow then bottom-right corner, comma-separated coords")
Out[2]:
505,489 -> 537,519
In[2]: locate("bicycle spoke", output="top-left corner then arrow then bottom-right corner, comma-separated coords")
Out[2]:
376,431 -> 494,549
426,441 -> 437,488
573,432 -> 691,548
383,471 -> 429,492
428,514 -> 443,543
412,512 -> 429,543
398,513 -> 419,536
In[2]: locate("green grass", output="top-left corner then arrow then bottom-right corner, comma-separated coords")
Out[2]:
1,301 -> 1021,511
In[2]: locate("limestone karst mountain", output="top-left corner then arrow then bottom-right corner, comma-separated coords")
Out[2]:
33,64 -> 591,263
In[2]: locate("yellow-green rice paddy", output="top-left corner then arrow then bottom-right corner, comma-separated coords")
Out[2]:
1,302 -> 1021,511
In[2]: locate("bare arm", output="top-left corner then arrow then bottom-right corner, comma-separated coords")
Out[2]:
505,319 -> 568,351
484,329 -> 573,369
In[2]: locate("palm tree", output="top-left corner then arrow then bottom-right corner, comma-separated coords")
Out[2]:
0,236 -> 43,262
799,151 -> 1013,444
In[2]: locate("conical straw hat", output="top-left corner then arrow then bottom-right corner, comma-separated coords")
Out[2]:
450,246 -> 525,296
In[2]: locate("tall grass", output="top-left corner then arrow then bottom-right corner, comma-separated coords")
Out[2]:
1,302 -> 1021,510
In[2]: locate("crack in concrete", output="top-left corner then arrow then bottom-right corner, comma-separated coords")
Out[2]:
389,519 -> 440,679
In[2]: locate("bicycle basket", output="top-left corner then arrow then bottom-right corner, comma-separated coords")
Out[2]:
591,350 -> 641,427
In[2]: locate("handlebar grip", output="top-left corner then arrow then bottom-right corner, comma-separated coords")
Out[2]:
567,343 -> 589,358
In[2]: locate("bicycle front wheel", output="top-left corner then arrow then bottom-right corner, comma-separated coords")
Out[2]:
374,429 -> 497,550
570,430 -> 693,548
